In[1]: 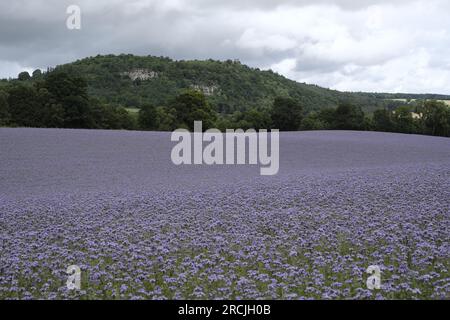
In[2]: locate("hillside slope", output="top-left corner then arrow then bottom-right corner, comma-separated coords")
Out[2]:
51,54 -> 402,113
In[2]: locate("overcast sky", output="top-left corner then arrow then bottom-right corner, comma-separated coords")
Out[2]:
1,0 -> 450,94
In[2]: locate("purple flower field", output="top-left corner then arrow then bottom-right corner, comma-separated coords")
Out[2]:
0,128 -> 449,300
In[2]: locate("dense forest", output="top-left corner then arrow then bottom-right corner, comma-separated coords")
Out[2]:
0,54 -> 449,137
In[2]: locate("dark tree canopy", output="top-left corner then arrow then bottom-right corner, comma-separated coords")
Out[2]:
32,69 -> 43,79
420,100 -> 450,137
7,85 -> 42,127
334,102 -> 365,130
271,97 -> 303,131
300,112 -> 326,131
230,108 -> 272,130
2,69 -> 133,130
170,90 -> 217,130
44,71 -> 92,128
373,109 -> 395,132
0,91 -> 11,126
138,104 -> 158,130
18,71 -> 31,81
393,106 -> 417,134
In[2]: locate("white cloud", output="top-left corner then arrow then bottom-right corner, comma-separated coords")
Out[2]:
0,60 -> 34,79
269,58 -> 298,78
236,29 -> 297,53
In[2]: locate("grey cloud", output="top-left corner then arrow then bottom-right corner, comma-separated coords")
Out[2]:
194,0 -> 415,11
0,0 -> 449,94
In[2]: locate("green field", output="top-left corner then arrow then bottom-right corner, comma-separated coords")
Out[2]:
125,108 -> 140,123
125,108 -> 140,114
389,98 -> 450,106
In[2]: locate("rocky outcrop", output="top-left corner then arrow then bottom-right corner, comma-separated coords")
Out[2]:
190,84 -> 219,96
121,69 -> 159,81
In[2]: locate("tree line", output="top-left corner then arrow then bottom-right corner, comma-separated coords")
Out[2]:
1,70 -> 449,138
0,70 -> 134,129
140,94 -> 450,138
299,100 -> 450,137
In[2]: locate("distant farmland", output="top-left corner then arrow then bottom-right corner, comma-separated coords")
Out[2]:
125,108 -> 140,114
389,98 -> 450,106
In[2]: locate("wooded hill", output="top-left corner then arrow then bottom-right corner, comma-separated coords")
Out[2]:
35,54 -> 450,114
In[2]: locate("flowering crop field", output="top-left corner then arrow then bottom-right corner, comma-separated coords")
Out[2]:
0,128 -> 449,300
